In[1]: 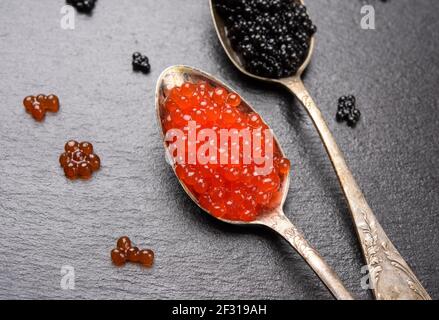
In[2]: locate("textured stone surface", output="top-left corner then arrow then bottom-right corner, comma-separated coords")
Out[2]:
0,0 -> 438,300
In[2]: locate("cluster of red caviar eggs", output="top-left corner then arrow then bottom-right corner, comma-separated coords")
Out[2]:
111,236 -> 154,267
175,156 -> 290,221
162,81 -> 291,221
59,140 -> 101,179
23,94 -> 59,121
162,81 -> 267,132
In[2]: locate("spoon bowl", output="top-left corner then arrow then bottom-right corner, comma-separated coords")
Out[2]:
209,0 -> 431,300
155,65 -> 353,299
209,0 -> 314,82
155,65 -> 289,226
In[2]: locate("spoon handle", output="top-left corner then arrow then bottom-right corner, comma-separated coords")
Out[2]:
260,212 -> 353,300
283,77 -> 431,300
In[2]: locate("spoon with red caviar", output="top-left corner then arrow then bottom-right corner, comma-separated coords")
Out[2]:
210,0 -> 431,300
155,65 -> 353,300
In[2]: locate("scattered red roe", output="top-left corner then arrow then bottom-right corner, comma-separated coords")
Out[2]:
59,140 -> 101,180
111,236 -> 154,267
23,94 -> 59,121
160,81 -> 291,222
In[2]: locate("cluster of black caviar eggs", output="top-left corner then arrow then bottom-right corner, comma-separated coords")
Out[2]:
66,0 -> 97,13
215,0 -> 317,78
132,52 -> 151,74
336,95 -> 361,127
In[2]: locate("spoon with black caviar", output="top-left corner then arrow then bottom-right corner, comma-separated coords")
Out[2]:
156,65 -> 353,300
210,0 -> 430,300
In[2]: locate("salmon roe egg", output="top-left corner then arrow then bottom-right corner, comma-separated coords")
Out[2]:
139,249 -> 154,267
127,247 -> 140,262
213,87 -> 227,105
162,81 -> 291,222
111,248 -> 126,266
31,104 -> 45,121
226,92 -> 241,107
117,236 -> 132,251
277,157 -> 291,175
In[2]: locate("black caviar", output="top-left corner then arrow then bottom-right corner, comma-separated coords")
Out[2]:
132,52 -> 151,74
215,0 -> 316,78
336,95 -> 361,127
66,0 -> 97,13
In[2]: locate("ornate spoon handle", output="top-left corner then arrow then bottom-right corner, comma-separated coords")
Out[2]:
259,211 -> 354,300
283,77 -> 431,300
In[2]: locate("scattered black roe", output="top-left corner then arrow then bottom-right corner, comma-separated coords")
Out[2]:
66,0 -> 97,13
215,0 -> 316,78
336,95 -> 361,127
132,52 -> 151,74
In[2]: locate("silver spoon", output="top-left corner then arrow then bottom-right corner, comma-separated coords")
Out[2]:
209,0 -> 430,300
155,65 -> 354,300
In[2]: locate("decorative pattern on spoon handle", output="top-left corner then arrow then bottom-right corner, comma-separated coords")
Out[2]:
264,213 -> 317,260
358,205 -> 431,300
283,77 -> 431,300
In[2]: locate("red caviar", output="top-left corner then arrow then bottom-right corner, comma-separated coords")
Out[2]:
161,81 -> 291,222
23,94 -> 59,121
111,236 -> 154,267
59,140 -> 101,180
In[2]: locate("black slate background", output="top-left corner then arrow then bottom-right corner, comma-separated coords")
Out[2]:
0,0 -> 438,300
